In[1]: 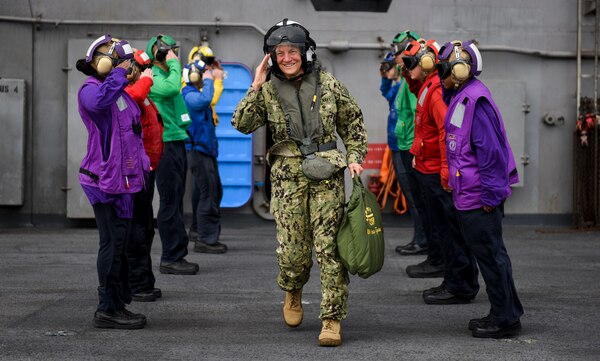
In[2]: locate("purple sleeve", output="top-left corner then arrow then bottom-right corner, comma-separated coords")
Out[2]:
471,97 -> 510,207
79,68 -> 128,160
79,68 -> 129,115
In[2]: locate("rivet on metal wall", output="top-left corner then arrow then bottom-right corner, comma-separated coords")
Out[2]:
542,113 -> 565,126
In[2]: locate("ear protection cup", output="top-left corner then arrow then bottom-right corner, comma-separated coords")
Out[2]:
183,61 -> 206,84
305,47 -> 315,62
452,62 -> 471,82
419,53 -> 436,73
404,39 -> 440,73
451,46 -> 471,83
189,66 -> 201,83
95,56 -> 114,75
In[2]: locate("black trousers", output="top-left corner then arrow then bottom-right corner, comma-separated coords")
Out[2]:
407,167 -> 442,265
458,207 -> 524,326
188,151 -> 223,244
156,141 -> 189,263
127,170 -> 157,293
392,150 -> 427,246
93,203 -> 131,312
413,170 -> 479,299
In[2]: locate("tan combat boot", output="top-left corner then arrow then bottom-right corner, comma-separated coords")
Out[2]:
283,289 -> 303,327
318,319 -> 342,346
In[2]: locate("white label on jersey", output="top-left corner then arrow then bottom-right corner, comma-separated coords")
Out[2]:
143,98 -> 150,106
182,68 -> 190,83
116,96 -> 127,111
450,103 -> 465,128
181,113 -> 191,123
418,86 -> 429,107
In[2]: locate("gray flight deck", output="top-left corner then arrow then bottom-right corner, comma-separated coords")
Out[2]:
0,215 -> 598,361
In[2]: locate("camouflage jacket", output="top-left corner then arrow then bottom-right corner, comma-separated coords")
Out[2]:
232,71 -> 368,174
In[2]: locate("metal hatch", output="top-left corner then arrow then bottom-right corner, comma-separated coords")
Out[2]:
215,63 -> 254,207
0,79 -> 26,205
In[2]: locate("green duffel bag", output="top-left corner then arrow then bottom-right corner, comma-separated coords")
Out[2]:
336,176 -> 385,278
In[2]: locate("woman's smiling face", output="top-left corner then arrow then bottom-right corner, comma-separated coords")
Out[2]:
275,44 -> 303,79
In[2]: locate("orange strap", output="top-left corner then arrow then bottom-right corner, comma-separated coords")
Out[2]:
376,146 -> 408,215
379,146 -> 392,184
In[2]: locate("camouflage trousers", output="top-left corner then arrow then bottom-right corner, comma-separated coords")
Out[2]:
270,160 -> 348,321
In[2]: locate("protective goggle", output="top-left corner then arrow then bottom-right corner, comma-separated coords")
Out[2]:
402,55 -> 420,70
436,60 -> 472,80
380,62 -> 395,73
391,30 -> 420,54
390,42 -> 408,56
266,25 -> 308,48
156,37 -> 180,55
435,62 -> 452,79
201,55 -> 215,65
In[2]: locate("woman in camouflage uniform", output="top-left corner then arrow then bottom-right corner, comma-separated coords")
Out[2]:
232,19 -> 367,347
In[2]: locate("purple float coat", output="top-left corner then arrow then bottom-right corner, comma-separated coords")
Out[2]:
444,78 -> 518,210
78,67 -> 149,218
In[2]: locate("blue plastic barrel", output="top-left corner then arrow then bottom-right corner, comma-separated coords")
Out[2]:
215,63 -> 253,207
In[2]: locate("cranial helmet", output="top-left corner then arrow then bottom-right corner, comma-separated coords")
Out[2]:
189,46 -> 202,63
85,34 -> 134,76
182,60 -> 207,84
126,49 -> 152,82
188,45 -> 216,65
390,30 -> 420,55
402,38 -> 440,74
146,34 -> 179,62
199,46 -> 216,65
437,40 -> 483,84
133,50 -> 152,69
263,18 -> 317,80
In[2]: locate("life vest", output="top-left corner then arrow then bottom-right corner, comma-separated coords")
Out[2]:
410,73 -> 447,176
78,76 -> 149,194
270,70 -> 338,181
270,70 -> 326,152
445,78 -> 519,210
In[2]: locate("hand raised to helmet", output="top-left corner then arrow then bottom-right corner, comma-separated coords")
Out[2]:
202,69 -> 213,80
116,59 -> 131,69
211,68 -> 224,80
209,59 -> 222,70
140,68 -> 153,79
166,49 -> 178,61
252,53 -> 271,92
